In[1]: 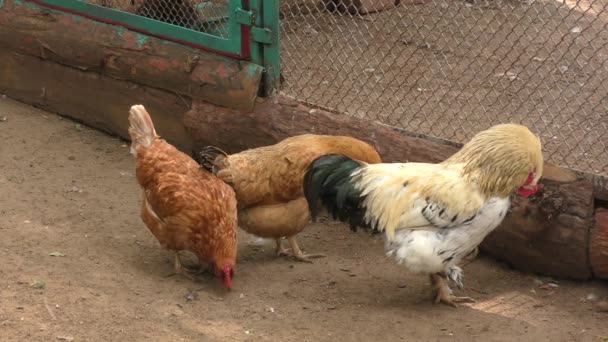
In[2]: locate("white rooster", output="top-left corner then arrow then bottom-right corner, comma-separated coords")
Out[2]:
303,124 -> 543,307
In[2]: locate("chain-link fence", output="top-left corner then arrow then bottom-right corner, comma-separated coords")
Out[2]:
280,0 -> 608,177
61,0 -> 608,177
89,0 -> 230,37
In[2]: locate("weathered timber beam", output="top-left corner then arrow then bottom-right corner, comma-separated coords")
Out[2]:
183,96 -> 582,181
183,96 -> 601,280
0,51 -> 192,151
481,180 -> 595,280
0,0 -> 262,111
183,96 -> 459,164
590,209 -> 608,279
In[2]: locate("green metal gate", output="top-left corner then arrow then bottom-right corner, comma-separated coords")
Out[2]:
26,0 -> 280,95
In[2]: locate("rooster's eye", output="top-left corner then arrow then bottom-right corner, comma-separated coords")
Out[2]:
524,170 -> 536,185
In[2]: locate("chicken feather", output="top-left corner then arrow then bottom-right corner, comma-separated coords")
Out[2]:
353,163 -> 485,239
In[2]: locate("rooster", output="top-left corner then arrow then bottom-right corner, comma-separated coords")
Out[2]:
197,134 -> 382,262
128,105 -> 238,289
303,124 -> 543,306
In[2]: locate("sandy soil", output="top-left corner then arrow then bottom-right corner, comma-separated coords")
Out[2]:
1,97 -> 607,341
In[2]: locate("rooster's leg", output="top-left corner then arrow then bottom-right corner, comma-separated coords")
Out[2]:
430,273 -> 475,308
461,247 -> 479,266
285,236 -> 326,263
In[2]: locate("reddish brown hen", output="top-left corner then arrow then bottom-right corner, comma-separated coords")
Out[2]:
198,134 -> 382,262
128,104 -> 237,289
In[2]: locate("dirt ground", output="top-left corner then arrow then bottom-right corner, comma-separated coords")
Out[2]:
1,97 -> 607,342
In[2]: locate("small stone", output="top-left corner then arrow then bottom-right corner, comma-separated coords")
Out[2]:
586,293 -> 598,301
323,280 -> 337,287
57,336 -> 74,341
66,186 -> 82,193
185,291 -> 197,302
31,280 -> 46,289
0,117 -> 7,122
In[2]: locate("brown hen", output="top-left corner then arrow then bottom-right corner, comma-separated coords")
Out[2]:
128,105 -> 237,288
197,134 -> 382,262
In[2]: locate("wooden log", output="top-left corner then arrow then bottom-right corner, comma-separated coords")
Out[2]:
183,96 -> 584,177
480,180 -> 594,280
184,95 -> 597,279
590,208 -> 608,279
0,51 -> 192,151
183,96 -> 460,164
0,0 -> 262,111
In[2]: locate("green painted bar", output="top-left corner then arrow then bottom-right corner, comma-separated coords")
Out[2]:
28,0 -> 243,56
248,0 -> 264,73
261,0 -> 280,96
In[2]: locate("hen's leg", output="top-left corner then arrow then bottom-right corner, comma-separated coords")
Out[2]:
285,236 -> 326,263
171,251 -> 198,280
430,273 -> 475,308
275,239 -> 292,257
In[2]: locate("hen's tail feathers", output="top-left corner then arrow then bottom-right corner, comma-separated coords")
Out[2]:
128,105 -> 158,156
197,146 -> 228,173
303,154 -> 370,232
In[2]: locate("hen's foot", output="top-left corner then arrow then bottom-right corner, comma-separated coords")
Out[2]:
167,252 -> 203,281
275,239 -> 292,257
276,248 -> 326,263
275,237 -> 326,263
430,273 -> 475,308
288,236 -> 326,263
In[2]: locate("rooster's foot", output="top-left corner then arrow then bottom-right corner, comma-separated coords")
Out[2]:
430,273 -> 475,308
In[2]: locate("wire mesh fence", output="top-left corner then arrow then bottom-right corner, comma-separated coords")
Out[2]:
279,0 -> 608,177
88,0 -> 230,37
